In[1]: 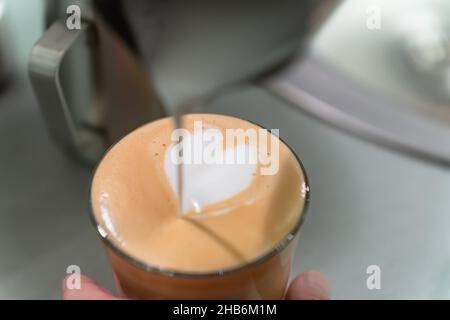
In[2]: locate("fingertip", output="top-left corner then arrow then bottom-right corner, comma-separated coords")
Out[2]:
286,271 -> 330,300
62,274 -> 118,300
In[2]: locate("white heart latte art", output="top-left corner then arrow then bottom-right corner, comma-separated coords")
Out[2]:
164,131 -> 257,216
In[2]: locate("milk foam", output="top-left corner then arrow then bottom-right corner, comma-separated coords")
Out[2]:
164,131 -> 257,215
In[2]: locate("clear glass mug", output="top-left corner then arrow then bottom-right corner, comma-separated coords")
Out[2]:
89,119 -> 310,300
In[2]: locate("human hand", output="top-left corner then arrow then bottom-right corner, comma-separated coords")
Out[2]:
62,271 -> 330,300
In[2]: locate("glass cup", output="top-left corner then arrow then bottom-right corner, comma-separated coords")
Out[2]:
89,118 -> 310,299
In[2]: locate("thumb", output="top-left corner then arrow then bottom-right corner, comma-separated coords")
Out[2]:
286,271 -> 330,300
62,275 -> 121,300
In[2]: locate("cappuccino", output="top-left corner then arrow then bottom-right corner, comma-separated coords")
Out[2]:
90,114 -> 309,299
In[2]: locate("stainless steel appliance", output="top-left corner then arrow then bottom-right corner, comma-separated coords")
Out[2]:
29,0 -> 337,163
29,0 -> 450,167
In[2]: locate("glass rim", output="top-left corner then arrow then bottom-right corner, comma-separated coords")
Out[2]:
88,114 -> 311,279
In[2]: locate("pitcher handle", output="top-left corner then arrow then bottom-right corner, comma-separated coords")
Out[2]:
29,20 -> 104,164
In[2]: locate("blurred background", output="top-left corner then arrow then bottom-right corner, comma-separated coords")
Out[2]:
1,0 -> 450,299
